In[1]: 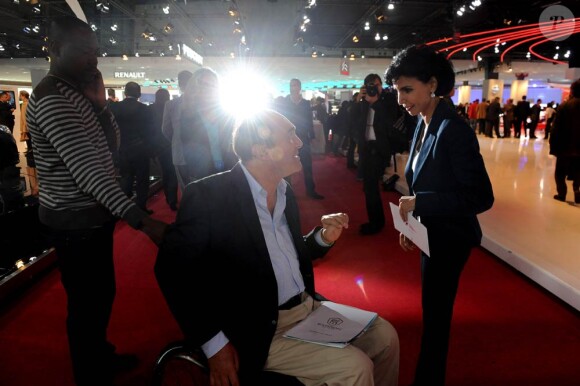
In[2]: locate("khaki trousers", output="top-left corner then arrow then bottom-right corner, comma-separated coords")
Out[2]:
264,295 -> 399,386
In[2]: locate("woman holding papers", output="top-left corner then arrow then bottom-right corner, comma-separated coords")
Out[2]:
385,45 -> 494,386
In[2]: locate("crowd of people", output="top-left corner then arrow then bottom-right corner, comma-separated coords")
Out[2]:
5,13 -> 578,386
456,95 -> 558,139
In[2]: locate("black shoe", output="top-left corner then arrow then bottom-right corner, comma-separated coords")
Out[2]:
359,222 -> 384,235
111,353 -> 139,373
553,194 -> 565,202
382,175 -> 400,191
307,191 -> 324,200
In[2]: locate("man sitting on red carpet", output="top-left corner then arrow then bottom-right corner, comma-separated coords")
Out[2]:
156,109 -> 399,386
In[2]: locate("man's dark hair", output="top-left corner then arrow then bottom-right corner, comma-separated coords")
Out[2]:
107,88 -> 115,97
233,110 -> 277,162
124,82 -> 141,98
177,70 -> 193,90
49,16 -> 91,45
385,45 -> 455,97
522,95 -> 527,100
364,73 -> 381,85
290,78 -> 301,87
155,88 -> 170,104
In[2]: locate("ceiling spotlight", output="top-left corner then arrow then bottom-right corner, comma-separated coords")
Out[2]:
15,43 -> 20,50
149,35 -> 157,41
96,0 -> 110,13
361,50 -> 365,58
375,11 -> 386,23
23,26 -> 32,34
241,35 -> 246,45
349,53 -> 356,60
382,34 -> 388,40
352,35 -> 359,43
228,6 -> 238,17
364,21 -> 370,31
342,50 -> 347,58
160,52 -> 165,57
32,5 -> 41,13
168,44 -> 173,51
375,32 -> 380,40
135,52 -> 140,57
306,0 -> 316,8
234,17 -> 241,25
311,51 -> 317,58
230,52 -> 235,58
90,23 -> 97,31
162,6 -> 170,14
110,24 -> 117,31
0,44 -> 4,52
122,54 -> 128,60
175,54 -> 182,60
387,3 -> 394,10
102,52 -> 108,57
32,25 -> 40,33
164,23 -> 174,33
456,10 -> 463,16
142,29 -> 152,39
233,28 -> 242,34
564,50 -> 570,58
109,37 -> 116,45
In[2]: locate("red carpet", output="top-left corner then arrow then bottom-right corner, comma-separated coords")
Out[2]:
1,154 -> 579,386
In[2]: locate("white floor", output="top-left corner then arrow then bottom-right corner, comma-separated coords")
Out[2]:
477,132 -> 580,311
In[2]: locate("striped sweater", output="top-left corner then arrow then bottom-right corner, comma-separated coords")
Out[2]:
26,75 -> 145,230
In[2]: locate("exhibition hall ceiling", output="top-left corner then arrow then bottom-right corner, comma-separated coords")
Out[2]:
0,0 -> 577,88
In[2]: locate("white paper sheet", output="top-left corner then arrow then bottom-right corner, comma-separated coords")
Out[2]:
389,202 -> 430,257
283,302 -> 378,348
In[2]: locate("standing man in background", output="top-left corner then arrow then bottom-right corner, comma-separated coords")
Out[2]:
109,82 -> 155,214
280,78 -> 324,199
515,95 -> 530,138
356,73 -> 398,235
0,92 -> 15,134
162,70 -> 193,189
26,16 -> 166,386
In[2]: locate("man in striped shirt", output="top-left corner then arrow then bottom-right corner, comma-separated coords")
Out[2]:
26,16 -> 166,386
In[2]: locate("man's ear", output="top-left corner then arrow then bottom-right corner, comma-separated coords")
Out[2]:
48,40 -> 60,59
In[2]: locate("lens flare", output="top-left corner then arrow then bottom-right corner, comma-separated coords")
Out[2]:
221,69 -> 275,119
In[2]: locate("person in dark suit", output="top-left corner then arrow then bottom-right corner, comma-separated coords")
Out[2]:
155,109 -> 399,386
528,98 -> 542,139
278,78 -> 324,199
109,82 -> 154,213
0,92 -> 15,133
355,73 -> 399,235
385,45 -> 494,386
514,95 -> 531,138
550,79 -> 580,204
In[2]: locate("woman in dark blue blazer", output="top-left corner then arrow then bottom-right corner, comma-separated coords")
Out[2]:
385,45 -> 494,386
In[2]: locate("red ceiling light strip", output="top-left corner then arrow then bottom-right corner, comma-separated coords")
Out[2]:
444,27 -> 544,60
501,25 -> 578,63
427,18 -> 579,46
426,18 -> 579,64
467,27 -> 564,61
528,27 -> 580,65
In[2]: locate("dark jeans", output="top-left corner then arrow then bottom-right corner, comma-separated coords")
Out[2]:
120,153 -> 150,210
485,119 -> 500,138
514,118 -> 526,137
362,141 -> 386,227
413,241 -> 471,386
528,120 -> 538,138
50,220 -> 118,386
299,143 -> 316,194
157,149 -> 178,207
555,156 -> 580,200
